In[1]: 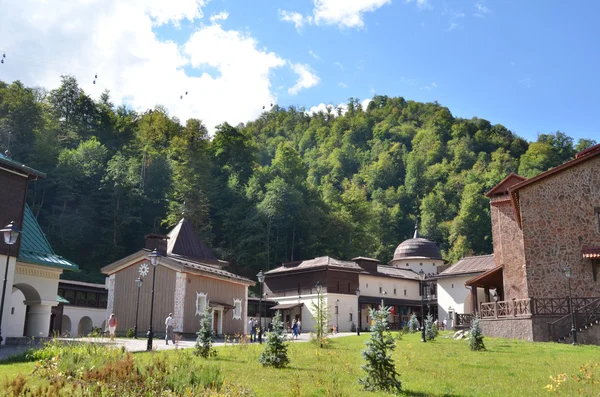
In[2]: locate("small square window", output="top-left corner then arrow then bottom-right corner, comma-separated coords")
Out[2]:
406,263 -> 409,266
420,263 -> 423,266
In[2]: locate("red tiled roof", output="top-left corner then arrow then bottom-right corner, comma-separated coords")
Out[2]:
582,246 -> 600,259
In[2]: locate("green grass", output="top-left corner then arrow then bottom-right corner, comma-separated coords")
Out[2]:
1,332 -> 599,396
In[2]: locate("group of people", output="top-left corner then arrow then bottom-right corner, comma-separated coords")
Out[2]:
289,319 -> 301,339
107,312 -> 176,345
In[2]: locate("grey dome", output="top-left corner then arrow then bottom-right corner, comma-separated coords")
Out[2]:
392,237 -> 442,261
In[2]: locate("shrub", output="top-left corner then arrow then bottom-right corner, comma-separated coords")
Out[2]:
408,314 -> 419,333
359,302 -> 402,394
126,328 -> 135,338
195,309 -> 217,358
469,317 -> 485,351
350,322 -> 356,333
258,311 -> 289,368
425,313 -> 438,341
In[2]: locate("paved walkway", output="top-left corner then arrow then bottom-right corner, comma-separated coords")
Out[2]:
0,332 -> 357,360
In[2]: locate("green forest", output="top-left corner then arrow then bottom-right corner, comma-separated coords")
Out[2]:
0,76 -> 596,282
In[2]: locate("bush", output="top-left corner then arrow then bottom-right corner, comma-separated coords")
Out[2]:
195,309 -> 217,359
359,302 -> 402,394
408,314 -> 419,333
350,322 -> 356,333
425,313 -> 438,341
258,311 -> 289,368
469,317 -> 485,351
126,328 -> 135,338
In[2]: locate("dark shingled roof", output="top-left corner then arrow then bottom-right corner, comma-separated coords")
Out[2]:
167,219 -> 218,262
392,238 -> 443,261
265,256 -> 362,274
438,254 -> 495,277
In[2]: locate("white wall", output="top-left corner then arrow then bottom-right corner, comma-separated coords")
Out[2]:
0,255 -> 17,343
358,274 -> 420,300
437,275 -> 495,326
6,288 -> 26,337
389,259 -> 444,276
63,306 -> 107,336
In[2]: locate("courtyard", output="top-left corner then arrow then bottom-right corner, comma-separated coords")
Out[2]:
1,332 -> 599,396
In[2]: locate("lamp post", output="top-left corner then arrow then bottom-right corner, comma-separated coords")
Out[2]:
0,222 -> 20,347
355,288 -> 361,336
564,265 -> 577,345
335,298 -> 339,334
418,269 -> 426,343
315,281 -> 322,347
146,249 -> 160,351
134,277 -> 143,339
257,270 -> 265,344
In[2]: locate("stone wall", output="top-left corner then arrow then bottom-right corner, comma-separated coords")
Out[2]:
520,155 -> 600,298
490,200 -> 527,300
479,317 -> 533,341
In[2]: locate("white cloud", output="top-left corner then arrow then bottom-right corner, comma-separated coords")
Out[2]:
448,22 -> 458,31
519,76 -> 531,88
421,81 -> 437,90
406,0 -> 432,10
0,0 -> 309,133
210,11 -> 229,22
474,2 -> 490,17
288,63 -> 320,95
280,0 -> 391,30
278,9 -> 311,30
334,61 -> 345,70
309,50 -> 321,60
338,82 -> 348,88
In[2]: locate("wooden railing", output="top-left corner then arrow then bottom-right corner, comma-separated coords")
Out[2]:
480,298 -> 532,319
548,298 -> 600,341
268,287 -> 327,297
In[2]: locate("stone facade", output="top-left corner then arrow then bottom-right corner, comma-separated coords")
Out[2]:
519,155 -> 600,298
479,317 -> 534,341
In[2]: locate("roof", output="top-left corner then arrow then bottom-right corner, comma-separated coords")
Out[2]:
57,295 -> 70,304
391,238 -> 443,261
167,219 -> 219,263
368,265 -> 421,281
465,266 -> 503,289
0,153 -> 46,179
438,254 -> 495,278
485,173 -> 527,197
582,246 -> 600,259
508,144 -> 600,228
265,256 -> 362,275
18,205 -> 79,271
59,279 -> 107,289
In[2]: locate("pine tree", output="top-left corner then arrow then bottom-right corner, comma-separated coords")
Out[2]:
359,302 -> 402,394
425,313 -> 438,341
408,314 -> 419,333
194,308 -> 217,358
259,311 -> 289,368
469,316 -> 485,351
310,285 -> 329,347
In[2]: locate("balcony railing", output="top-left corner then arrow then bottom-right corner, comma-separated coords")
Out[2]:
479,298 -> 532,319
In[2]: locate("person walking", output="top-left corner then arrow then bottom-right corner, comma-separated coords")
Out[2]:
108,313 -> 117,340
165,313 -> 175,345
292,319 -> 298,339
249,317 -> 256,342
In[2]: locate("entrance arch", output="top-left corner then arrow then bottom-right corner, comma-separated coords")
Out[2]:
78,316 -> 93,336
7,288 -> 27,337
61,315 -> 72,336
11,283 -> 52,338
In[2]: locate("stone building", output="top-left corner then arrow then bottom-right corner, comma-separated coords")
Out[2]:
472,143 -> 600,342
101,219 -> 254,337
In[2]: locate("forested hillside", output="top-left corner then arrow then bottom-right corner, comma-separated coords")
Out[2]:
0,76 -> 596,282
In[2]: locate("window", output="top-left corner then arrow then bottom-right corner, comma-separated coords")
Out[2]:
75,291 -> 86,305
349,313 -> 353,322
366,283 -> 368,288
379,287 -> 382,293
406,263 -> 409,266
87,292 -> 97,307
99,294 -> 108,308
593,260 -> 600,282
233,299 -> 242,320
595,207 -> 600,232
420,262 -> 423,266
64,289 -> 75,302
403,289 -> 407,296
451,284 -> 454,289
196,292 -> 208,316
393,288 -> 397,295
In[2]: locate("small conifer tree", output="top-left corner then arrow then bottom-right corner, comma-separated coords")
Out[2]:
469,316 -> 485,351
194,308 -> 217,358
407,313 -> 419,333
359,302 -> 402,394
310,286 -> 329,347
425,313 -> 438,341
259,311 -> 289,368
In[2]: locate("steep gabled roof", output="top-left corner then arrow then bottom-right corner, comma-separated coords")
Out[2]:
18,205 -> 79,271
0,153 -> 46,179
167,219 -> 218,262
485,173 -> 527,198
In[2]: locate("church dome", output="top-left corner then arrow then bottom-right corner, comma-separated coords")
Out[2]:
391,223 -> 442,261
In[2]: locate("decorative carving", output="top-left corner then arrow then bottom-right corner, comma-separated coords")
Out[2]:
106,274 -> 115,320
173,272 -> 186,332
233,298 -> 242,320
138,262 -> 150,277
15,264 -> 61,279
195,292 -> 208,316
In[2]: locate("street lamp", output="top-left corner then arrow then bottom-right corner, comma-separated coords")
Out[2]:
146,249 -> 160,351
257,270 -> 265,344
134,277 -> 143,339
564,265 -> 577,345
0,222 -> 20,347
355,288 -> 361,336
315,281 -> 323,347
335,298 -> 339,334
418,269 -> 426,343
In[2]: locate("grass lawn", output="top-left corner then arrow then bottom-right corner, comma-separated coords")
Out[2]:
1,332 -> 599,396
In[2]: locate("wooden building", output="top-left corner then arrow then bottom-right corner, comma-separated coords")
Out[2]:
101,219 -> 254,337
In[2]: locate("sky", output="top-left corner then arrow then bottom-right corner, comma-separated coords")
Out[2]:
0,0 -> 598,142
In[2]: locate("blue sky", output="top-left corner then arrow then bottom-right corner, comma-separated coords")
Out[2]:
2,0 -> 598,142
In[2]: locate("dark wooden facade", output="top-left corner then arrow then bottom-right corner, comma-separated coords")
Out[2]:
0,167 -> 30,256
264,268 -> 359,297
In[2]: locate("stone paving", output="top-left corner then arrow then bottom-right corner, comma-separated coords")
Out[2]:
0,332 -> 356,361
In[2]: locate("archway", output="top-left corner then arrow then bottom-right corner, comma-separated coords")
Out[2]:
6,288 -> 27,338
61,315 -> 72,337
11,283 -> 46,337
78,316 -> 93,336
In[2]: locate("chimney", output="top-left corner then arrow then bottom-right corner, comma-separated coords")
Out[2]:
144,234 -> 169,256
353,257 -> 379,272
